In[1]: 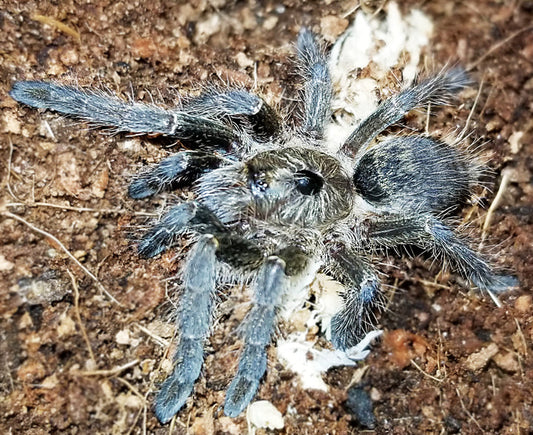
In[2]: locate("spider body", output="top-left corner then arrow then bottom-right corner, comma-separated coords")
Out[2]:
9,28 -> 516,424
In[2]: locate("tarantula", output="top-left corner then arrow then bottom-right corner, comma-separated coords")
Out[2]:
10,28 -> 516,424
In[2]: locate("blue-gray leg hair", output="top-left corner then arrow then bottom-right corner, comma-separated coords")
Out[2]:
224,256 -> 288,417
137,202 -> 226,258
129,151 -> 222,199
137,202 -> 198,259
341,68 -> 470,157
9,81 -> 237,145
297,28 -> 333,139
154,235 -> 218,424
368,214 -> 518,293
186,89 -> 281,141
328,247 -> 381,350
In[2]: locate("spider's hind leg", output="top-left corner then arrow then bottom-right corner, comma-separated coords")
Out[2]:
297,28 -> 333,139
128,151 -> 222,199
328,246 -> 382,350
341,68 -> 470,157
224,256 -> 288,417
368,214 -> 518,293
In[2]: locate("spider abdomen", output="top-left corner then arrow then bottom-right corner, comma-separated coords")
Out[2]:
352,136 -> 476,214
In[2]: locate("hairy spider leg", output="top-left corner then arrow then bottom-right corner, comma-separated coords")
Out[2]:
297,28 -> 333,139
154,235 -> 218,424
137,203 -> 202,259
224,256 -> 288,417
137,202 -> 265,270
341,68 -> 470,158
186,90 -> 281,141
129,151 -> 222,199
368,214 -> 518,293
9,81 -> 238,147
328,247 -> 382,350
138,202 -> 231,258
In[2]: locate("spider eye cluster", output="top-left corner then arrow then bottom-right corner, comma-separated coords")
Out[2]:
294,169 -> 323,195
251,172 -> 269,193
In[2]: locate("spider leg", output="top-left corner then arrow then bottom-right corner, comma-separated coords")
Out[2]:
186,90 -> 281,140
128,151 -> 222,199
224,246 -> 310,416
224,256 -> 288,417
297,28 -> 333,139
9,81 -> 237,147
367,214 -> 518,292
328,247 -> 381,350
154,234 -> 218,424
341,68 -> 470,157
137,202 -> 225,258
138,202 -> 265,271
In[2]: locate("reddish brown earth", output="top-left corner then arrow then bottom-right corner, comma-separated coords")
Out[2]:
1,1 -> 532,434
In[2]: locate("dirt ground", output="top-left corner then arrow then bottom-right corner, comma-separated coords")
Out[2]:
1,0 -> 532,434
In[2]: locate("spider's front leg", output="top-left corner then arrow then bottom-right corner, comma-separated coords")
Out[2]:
327,246 -> 381,350
137,201 -> 265,269
154,234 -> 218,424
9,81 -> 238,146
224,246 -> 310,417
186,90 -> 281,141
151,211 -> 265,423
367,214 -> 518,292
297,28 -> 333,139
136,202 -> 215,258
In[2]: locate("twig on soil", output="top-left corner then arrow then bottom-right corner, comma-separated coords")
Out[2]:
116,377 -> 148,435
2,333 -> 15,392
436,321 -> 447,381
6,137 -> 20,201
410,358 -> 445,382
6,201 -> 158,217
74,359 -> 139,376
67,269 -> 96,364
31,14 -> 81,42
134,323 -> 170,347
513,317 -> 528,357
116,377 -> 148,404
7,134 -> 155,217
455,387 -> 484,432
411,278 -> 453,291
481,169 -> 511,245
1,211 -> 123,305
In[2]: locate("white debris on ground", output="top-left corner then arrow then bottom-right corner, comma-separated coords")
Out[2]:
277,2 -> 433,393
277,330 -> 383,392
326,2 -> 434,152
246,400 -> 284,433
